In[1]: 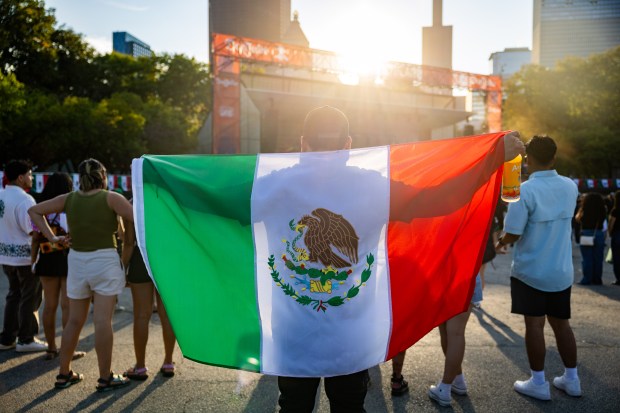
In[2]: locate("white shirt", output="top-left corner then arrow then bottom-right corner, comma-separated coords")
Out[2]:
0,185 -> 36,266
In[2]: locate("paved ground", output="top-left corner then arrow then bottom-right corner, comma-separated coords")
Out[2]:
1,243 -> 619,413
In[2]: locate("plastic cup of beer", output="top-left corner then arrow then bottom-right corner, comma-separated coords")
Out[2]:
502,154 -> 522,202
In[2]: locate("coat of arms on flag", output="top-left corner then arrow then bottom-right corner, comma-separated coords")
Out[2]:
270,208 -> 373,312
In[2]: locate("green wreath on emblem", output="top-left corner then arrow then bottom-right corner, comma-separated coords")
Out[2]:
267,253 -> 374,313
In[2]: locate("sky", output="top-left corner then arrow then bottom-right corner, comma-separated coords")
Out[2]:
45,0 -> 533,75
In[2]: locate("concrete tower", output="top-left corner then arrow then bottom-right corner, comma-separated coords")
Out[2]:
422,0 -> 453,69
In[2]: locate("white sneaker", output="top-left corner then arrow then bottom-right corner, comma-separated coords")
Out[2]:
553,375 -> 582,397
451,380 -> 468,396
16,338 -> 48,353
0,341 -> 16,350
428,384 -> 452,407
514,378 -> 551,401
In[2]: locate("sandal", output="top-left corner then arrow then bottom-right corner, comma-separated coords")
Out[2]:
96,372 -> 130,392
55,370 -> 84,389
124,366 -> 149,381
391,375 -> 409,396
46,349 -> 86,361
160,362 -> 175,378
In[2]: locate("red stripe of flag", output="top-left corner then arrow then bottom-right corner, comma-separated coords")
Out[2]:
386,132 -> 505,359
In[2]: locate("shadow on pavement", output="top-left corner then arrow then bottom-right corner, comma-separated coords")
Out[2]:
574,283 -> 620,302
69,384 -> 133,413
0,315 -> 132,397
17,388 -> 58,413
472,306 -> 529,374
242,374 -> 278,412
109,377 -> 164,412
367,364 -> 391,412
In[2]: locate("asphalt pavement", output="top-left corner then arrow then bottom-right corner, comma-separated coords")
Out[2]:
1,242 -> 619,413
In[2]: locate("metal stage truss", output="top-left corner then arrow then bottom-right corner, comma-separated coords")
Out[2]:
211,33 -> 502,153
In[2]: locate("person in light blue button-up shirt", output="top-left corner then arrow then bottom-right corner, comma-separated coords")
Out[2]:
496,135 -> 582,401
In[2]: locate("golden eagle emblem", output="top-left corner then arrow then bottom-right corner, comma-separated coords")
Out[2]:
268,208 -> 373,313
296,208 -> 359,268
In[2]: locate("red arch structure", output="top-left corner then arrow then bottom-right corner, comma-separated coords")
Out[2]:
211,33 -> 502,154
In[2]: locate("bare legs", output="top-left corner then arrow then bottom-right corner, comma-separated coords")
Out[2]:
391,350 -> 406,379
439,306 -> 472,384
130,283 -> 153,368
58,293 -> 117,381
58,297 -> 90,375
155,291 -> 175,365
523,315 -> 577,371
39,276 -> 68,352
92,294 -> 117,380
523,316 -> 546,371
130,282 -> 176,369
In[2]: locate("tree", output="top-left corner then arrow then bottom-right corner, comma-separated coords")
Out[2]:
504,46 -> 620,177
0,0 -> 212,170
0,0 -> 96,95
0,72 -> 26,135
0,0 -> 56,82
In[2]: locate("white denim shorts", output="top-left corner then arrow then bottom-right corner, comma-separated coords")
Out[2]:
67,248 -> 125,299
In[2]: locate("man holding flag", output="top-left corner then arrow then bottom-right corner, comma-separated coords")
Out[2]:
131,106 -> 523,412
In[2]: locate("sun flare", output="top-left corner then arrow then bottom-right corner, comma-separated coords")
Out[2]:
331,4 -> 392,85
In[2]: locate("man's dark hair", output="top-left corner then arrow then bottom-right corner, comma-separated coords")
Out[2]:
525,135 -> 556,165
302,106 -> 349,150
5,160 -> 32,181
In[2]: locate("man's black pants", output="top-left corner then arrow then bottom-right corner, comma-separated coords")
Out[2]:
278,369 -> 369,413
0,265 -> 42,345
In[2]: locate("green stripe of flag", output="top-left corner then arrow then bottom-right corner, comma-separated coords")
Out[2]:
140,155 -> 261,371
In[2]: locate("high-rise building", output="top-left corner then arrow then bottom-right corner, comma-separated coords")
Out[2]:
489,47 -> 532,80
112,32 -> 153,58
532,0 -> 620,67
209,0 -> 297,44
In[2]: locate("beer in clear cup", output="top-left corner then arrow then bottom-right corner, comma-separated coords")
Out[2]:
502,154 -> 522,202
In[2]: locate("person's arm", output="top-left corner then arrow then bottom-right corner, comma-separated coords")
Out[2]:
31,231 -> 41,268
28,194 -> 69,244
107,191 -> 134,242
609,215 -> 616,237
108,192 -> 133,260
391,132 -> 525,220
574,208 -> 583,224
495,232 -> 520,254
121,219 -> 136,269
494,188 -> 528,254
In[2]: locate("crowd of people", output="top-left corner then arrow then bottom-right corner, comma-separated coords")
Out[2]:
0,158 -> 177,393
1,107 -> 619,410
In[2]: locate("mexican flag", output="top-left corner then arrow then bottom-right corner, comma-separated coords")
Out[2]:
131,132 -> 505,377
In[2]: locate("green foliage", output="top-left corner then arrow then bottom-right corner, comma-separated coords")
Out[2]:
0,72 -> 26,133
0,0 -> 211,171
504,46 -> 620,177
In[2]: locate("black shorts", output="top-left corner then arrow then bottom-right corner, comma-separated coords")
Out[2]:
34,250 -> 68,277
511,277 -> 571,319
126,248 -> 152,284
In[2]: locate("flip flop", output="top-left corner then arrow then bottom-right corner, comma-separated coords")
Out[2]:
160,363 -> 175,378
96,372 -> 130,392
72,351 -> 86,360
124,366 -> 149,380
55,370 -> 84,389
